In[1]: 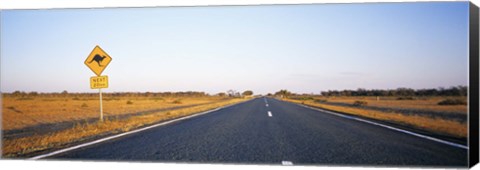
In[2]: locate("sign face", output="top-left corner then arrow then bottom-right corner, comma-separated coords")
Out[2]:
90,76 -> 109,89
85,45 -> 112,76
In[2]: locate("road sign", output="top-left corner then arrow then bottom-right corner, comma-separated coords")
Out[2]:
84,45 -> 112,122
85,45 -> 112,76
90,76 -> 108,89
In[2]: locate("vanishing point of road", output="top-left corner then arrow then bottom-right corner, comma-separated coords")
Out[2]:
47,97 -> 467,167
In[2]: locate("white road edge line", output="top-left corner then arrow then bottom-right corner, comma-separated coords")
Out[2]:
297,104 -> 468,150
282,161 -> 294,165
268,111 -> 273,117
29,99 -> 254,160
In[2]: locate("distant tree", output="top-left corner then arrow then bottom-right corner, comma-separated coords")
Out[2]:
396,88 -> 415,96
227,90 -> 241,97
458,85 -> 468,96
217,92 -> 227,97
145,92 -> 152,97
319,86 -> 468,97
242,90 -> 253,96
342,90 -> 352,96
61,90 -> 69,95
321,91 -> 329,96
12,91 -> 23,97
356,88 -> 367,96
28,91 -> 38,96
416,89 -> 429,96
275,89 -> 292,98
227,90 -> 235,97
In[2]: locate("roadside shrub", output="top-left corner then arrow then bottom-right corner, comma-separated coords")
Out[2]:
290,96 -> 313,100
151,97 -> 164,102
301,97 -> 314,100
72,97 -> 80,100
16,97 -> 34,100
7,106 -> 22,113
126,100 -> 134,105
438,99 -> 467,105
353,101 -> 368,106
172,99 -> 182,104
81,103 -> 88,107
397,96 -> 415,100
314,99 -> 328,103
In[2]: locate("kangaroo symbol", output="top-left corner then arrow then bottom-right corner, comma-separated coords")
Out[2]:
89,54 -> 107,67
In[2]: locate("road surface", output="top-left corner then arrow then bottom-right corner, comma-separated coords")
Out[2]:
48,97 -> 467,167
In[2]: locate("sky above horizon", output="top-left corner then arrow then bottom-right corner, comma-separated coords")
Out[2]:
0,2 -> 469,95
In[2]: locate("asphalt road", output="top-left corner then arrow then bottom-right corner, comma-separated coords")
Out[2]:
50,97 -> 467,167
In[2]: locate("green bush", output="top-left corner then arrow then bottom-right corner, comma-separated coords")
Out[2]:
353,101 -> 368,106
172,99 -> 182,104
314,99 -> 328,103
151,97 -> 164,101
396,96 -> 415,100
16,97 -> 34,100
438,99 -> 467,105
302,97 -> 314,100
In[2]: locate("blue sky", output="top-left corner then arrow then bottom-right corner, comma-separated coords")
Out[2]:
0,2 -> 469,94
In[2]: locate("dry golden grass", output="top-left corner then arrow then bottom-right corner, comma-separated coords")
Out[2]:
284,98 -> 467,138
2,96 -> 223,130
313,96 -> 467,114
2,96 -> 247,157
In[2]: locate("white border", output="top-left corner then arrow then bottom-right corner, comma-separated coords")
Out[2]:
0,0 -> 471,10
1,0 -> 478,170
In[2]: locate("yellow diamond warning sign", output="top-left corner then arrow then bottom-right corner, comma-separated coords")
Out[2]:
85,45 -> 112,76
90,76 -> 108,89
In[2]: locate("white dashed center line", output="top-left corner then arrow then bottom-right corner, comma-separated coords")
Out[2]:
268,111 -> 272,117
266,104 -> 269,107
